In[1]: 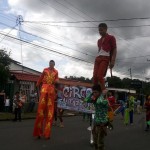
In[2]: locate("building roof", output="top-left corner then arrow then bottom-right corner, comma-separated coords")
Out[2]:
59,78 -> 92,87
11,72 -> 40,82
10,60 -> 41,75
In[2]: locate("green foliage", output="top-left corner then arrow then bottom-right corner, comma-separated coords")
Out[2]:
106,76 -> 122,88
122,78 -> 132,88
65,76 -> 92,83
66,75 -> 150,95
0,49 -> 11,87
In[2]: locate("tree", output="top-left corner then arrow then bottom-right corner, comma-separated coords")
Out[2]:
106,76 -> 122,88
122,78 -> 132,89
65,76 -> 92,83
0,49 -> 11,88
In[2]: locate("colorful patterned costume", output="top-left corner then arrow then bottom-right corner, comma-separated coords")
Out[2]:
145,97 -> 150,130
124,96 -> 135,125
33,67 -> 58,138
85,94 -> 108,150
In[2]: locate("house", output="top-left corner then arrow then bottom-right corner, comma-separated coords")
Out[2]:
8,60 -> 41,102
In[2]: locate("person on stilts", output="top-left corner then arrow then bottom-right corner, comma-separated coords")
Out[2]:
33,60 -> 59,139
93,23 -> 117,94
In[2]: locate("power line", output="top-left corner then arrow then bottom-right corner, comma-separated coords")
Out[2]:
54,0 -> 92,23
0,31 -> 93,64
1,31 -> 148,79
117,54 -> 150,60
23,17 -> 150,23
23,23 -> 150,29
63,0 -> 97,23
0,21 -> 95,58
1,13 -> 149,78
39,0 -> 77,21
1,21 -> 150,61
1,17 -> 150,62
0,24 -> 17,42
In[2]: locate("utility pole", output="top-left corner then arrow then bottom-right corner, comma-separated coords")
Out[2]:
16,15 -> 24,73
129,68 -> 132,80
128,68 -> 132,94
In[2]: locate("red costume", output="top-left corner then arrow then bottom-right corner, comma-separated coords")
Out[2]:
93,33 -> 116,90
145,98 -> 150,122
33,67 -> 58,139
107,95 -> 116,107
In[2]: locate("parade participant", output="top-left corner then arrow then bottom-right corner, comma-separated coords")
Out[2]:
128,93 -> 135,125
27,90 -> 36,112
84,84 -> 109,150
53,85 -> 64,128
114,99 -> 125,119
58,108 -> 64,127
20,91 -> 27,103
4,96 -> 10,112
53,94 -> 58,126
136,98 -> 141,114
144,95 -> 150,131
93,23 -> 117,94
33,60 -> 59,139
20,91 -> 26,113
124,93 -> 135,125
0,90 -> 5,112
13,91 -> 23,122
107,91 -> 116,110
53,98 -> 64,128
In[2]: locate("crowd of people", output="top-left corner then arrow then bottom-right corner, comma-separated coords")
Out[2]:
83,87 -> 150,150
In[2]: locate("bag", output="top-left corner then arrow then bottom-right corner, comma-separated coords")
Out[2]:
108,110 -> 114,122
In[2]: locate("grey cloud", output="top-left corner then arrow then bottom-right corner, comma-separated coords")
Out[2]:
7,0 -> 150,79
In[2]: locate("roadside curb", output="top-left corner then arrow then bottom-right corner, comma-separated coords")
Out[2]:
0,112 -> 81,121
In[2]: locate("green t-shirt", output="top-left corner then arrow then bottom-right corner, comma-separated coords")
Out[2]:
84,94 -> 108,125
128,96 -> 135,111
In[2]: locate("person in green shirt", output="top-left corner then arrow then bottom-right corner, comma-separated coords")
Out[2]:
128,93 -> 135,125
124,93 -> 135,125
84,84 -> 109,150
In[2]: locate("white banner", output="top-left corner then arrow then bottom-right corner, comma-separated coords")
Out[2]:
57,84 -> 95,113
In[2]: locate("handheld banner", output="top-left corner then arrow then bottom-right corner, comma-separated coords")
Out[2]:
57,81 -> 95,113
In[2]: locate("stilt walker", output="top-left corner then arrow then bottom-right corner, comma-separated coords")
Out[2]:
93,23 -> 117,94
33,60 -> 59,139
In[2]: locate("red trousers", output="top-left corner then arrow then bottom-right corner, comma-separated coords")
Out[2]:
33,84 -> 55,138
93,56 -> 110,90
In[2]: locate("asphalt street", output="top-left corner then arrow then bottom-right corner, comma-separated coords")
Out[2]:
0,113 -> 150,150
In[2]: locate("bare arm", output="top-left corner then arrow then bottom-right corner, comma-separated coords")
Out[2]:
36,71 -> 44,87
110,47 -> 117,69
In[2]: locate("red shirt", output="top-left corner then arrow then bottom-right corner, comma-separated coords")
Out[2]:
97,33 -> 116,52
107,96 -> 116,106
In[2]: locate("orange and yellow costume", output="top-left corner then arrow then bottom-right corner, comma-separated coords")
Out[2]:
33,67 -> 59,138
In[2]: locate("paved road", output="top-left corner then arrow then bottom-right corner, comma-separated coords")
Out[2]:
0,113 -> 150,150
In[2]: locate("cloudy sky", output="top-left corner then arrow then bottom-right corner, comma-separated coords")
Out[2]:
0,0 -> 150,80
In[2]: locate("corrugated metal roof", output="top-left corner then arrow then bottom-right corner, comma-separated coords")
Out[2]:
11,72 -> 40,82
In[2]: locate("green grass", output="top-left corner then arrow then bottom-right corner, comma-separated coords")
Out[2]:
0,110 -> 81,121
0,112 -> 36,121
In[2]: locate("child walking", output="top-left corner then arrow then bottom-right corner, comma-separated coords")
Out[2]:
84,84 -> 109,150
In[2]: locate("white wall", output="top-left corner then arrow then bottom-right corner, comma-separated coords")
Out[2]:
10,63 -> 41,75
